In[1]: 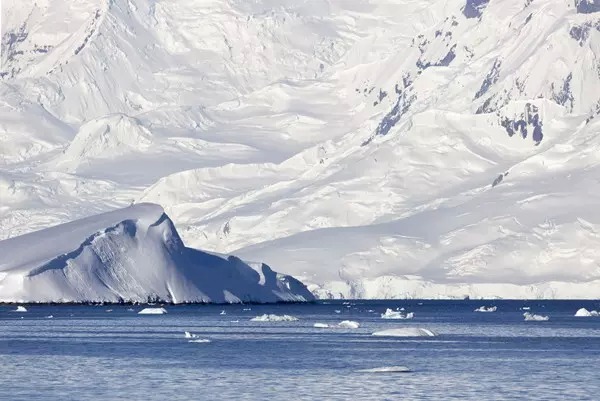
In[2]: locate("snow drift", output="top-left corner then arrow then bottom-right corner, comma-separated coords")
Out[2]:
0,203 -> 314,303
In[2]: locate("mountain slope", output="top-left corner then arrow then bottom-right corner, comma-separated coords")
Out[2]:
0,203 -> 314,303
1,0 -> 600,299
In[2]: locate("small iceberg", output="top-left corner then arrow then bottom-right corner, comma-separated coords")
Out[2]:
220,310 -> 226,315
338,320 -> 360,329
11,306 -> 28,313
188,339 -> 211,343
106,309 -> 113,313
46,315 -> 54,319
184,331 -> 198,339
521,307 -> 531,311
250,314 -> 299,322
334,310 -> 341,314
372,328 -> 437,337
523,312 -> 549,321
242,308 -> 252,311
357,366 -> 412,373
138,307 -> 167,315
474,306 -> 497,313
313,323 -> 330,328
381,308 -> 414,320
575,308 -> 599,317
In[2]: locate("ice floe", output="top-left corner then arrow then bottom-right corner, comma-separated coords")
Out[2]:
250,314 -> 299,322
575,308 -> 599,317
338,320 -> 360,329
381,308 -> 414,319
357,366 -> 412,373
313,323 -> 330,328
372,328 -> 437,337
184,331 -> 198,339
11,306 -> 28,313
474,306 -> 497,313
188,339 -> 211,343
138,307 -> 167,315
523,312 -> 549,321
46,315 -> 54,319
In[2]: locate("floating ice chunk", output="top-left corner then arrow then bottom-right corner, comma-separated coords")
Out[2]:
334,310 -> 341,314
220,310 -> 226,315
381,308 -> 414,319
138,307 -> 167,315
313,323 -> 330,328
11,306 -> 27,313
46,315 -> 54,319
230,320 -> 240,323
575,308 -> 599,317
474,306 -> 497,313
521,307 -> 531,311
242,308 -> 252,311
127,308 -> 135,312
357,366 -> 412,373
106,309 -> 113,313
367,309 -> 375,313
250,314 -> 299,322
338,320 -> 360,329
184,331 -> 198,339
523,312 -> 549,321
372,328 -> 437,337
188,339 -> 211,343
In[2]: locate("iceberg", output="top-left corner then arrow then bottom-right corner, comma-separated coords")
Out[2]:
250,314 -> 299,322
372,328 -> 437,337
313,323 -> 330,328
574,308 -> 599,317
474,306 -> 497,313
337,320 -> 360,329
11,306 -> 28,313
381,308 -> 414,319
184,331 -> 198,339
0,203 -> 314,304
523,312 -> 549,321
138,307 -> 167,315
357,366 -> 412,373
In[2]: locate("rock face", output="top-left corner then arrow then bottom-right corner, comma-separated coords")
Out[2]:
0,203 -> 314,303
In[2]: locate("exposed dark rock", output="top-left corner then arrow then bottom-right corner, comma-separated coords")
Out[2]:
551,73 -> 575,111
474,59 -> 501,99
575,0 -> 600,14
463,0 -> 490,19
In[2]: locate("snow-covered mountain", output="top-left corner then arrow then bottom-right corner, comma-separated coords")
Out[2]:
0,203 -> 314,303
2,0 -> 600,299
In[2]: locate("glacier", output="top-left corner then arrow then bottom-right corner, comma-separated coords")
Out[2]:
0,203 -> 314,303
2,0 -> 600,299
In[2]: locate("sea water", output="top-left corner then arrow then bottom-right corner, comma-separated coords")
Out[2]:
1,300 -> 600,400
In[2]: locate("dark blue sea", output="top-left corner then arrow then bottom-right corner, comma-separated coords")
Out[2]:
2,300 -> 600,400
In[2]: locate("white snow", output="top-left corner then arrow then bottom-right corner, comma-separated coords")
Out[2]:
357,366 -> 412,373
575,308 -> 599,317
313,323 -> 330,328
337,320 -> 360,329
11,306 -> 28,313
372,328 -> 437,337
381,308 -> 414,320
474,306 -> 497,313
523,312 -> 549,321
138,307 -> 168,315
250,314 -> 299,322
0,203 -> 314,303
2,0 -> 600,300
